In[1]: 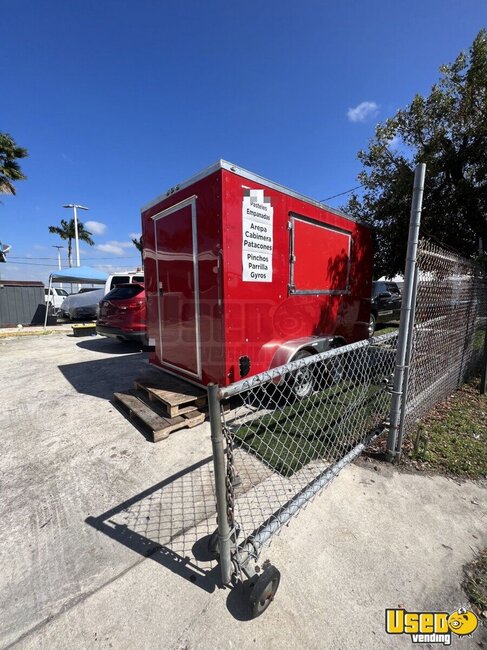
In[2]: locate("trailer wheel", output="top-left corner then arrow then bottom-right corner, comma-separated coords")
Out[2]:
325,353 -> 346,385
289,350 -> 314,399
368,313 -> 376,337
249,565 -> 281,618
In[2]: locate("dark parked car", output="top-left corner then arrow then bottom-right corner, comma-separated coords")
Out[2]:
369,281 -> 402,336
96,283 -> 147,345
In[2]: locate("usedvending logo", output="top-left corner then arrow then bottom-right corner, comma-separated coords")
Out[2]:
385,606 -> 479,645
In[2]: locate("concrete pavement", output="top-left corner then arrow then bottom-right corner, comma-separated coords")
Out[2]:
1,333 -> 485,649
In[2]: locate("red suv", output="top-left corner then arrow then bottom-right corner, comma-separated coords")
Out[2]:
96,283 -> 147,345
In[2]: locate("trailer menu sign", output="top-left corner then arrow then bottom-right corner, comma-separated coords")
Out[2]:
242,188 -> 273,282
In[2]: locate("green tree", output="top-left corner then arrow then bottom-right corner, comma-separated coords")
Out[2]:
132,235 -> 143,267
345,30 -> 487,277
48,219 -> 95,267
0,133 -> 28,195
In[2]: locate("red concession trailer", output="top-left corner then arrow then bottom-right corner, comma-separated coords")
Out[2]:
141,161 -> 372,388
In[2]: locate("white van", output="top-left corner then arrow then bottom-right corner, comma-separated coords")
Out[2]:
104,271 -> 144,296
44,286 -> 69,311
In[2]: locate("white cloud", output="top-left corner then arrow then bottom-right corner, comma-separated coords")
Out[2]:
387,134 -> 401,150
108,240 -> 133,248
95,240 -> 136,256
96,243 -> 125,256
347,101 -> 379,123
129,232 -> 141,240
85,220 -> 107,235
94,263 -> 131,274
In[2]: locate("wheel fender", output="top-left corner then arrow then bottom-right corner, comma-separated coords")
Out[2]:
269,336 -> 344,370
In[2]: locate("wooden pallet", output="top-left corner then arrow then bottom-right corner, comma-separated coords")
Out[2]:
134,375 -> 206,418
114,390 -> 205,442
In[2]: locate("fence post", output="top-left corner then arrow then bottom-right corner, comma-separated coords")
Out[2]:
395,265 -> 418,455
386,163 -> 426,462
207,383 -> 233,585
480,315 -> 487,395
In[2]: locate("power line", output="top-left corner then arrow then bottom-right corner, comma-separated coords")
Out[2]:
320,184 -> 364,203
4,261 -> 71,267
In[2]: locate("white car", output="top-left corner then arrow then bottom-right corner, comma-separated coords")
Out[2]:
60,289 -> 105,320
44,287 -> 69,311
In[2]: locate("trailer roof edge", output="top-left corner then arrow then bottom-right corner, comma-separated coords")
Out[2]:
141,160 -> 367,226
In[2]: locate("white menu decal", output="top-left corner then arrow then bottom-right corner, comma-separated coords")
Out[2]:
242,188 -> 273,282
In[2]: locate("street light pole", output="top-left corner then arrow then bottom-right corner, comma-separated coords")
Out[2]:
52,245 -> 64,288
63,204 -> 89,268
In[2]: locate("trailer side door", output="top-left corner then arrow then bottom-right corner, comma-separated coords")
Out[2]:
153,196 -> 201,380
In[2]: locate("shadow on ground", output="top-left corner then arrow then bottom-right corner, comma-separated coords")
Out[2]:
86,455 -> 218,586
76,336 -> 143,355
85,455 -> 256,620
58,338 -> 147,400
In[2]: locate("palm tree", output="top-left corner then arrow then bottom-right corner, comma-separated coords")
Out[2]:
132,235 -> 143,267
0,133 -> 28,195
48,219 -> 94,267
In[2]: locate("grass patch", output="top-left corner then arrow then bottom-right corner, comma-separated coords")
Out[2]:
375,322 -> 399,336
408,378 -> 487,478
233,378 -> 389,476
472,327 -> 485,353
463,548 -> 487,618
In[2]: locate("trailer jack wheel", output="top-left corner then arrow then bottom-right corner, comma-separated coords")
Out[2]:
249,565 -> 281,618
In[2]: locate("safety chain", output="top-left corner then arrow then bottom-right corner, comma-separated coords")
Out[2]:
221,415 -> 236,528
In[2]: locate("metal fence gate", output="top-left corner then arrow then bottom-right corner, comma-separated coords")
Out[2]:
207,331 -> 398,616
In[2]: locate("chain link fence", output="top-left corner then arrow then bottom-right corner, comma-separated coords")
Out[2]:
208,237 -> 487,613
209,332 -> 398,593
403,239 -> 487,436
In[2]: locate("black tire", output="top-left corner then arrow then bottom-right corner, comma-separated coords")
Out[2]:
325,353 -> 346,386
289,350 -> 314,399
368,313 -> 376,337
141,337 -> 154,352
249,565 -> 281,618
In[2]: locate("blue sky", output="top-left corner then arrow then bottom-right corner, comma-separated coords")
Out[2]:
1,0 -> 486,282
